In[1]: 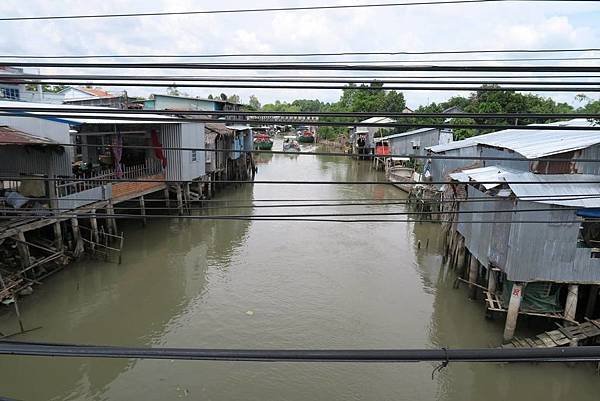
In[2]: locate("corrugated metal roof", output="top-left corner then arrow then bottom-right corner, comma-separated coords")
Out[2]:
0,100 -> 182,125
0,125 -> 57,145
359,117 -> 396,124
505,172 -> 600,208
378,127 -> 436,141
226,124 -> 252,131
450,166 -> 514,190
428,119 -> 600,157
452,164 -> 600,208
205,123 -> 233,136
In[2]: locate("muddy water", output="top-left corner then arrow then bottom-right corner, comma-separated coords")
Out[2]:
1,142 -> 599,400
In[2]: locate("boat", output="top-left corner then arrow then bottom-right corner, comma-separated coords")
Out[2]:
296,126 -> 315,143
254,132 -> 274,150
283,136 -> 301,152
386,157 -> 415,193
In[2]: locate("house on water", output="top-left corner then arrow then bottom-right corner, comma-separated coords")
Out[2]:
0,101 -> 207,301
142,94 -> 253,183
350,117 -> 396,158
437,119 -> 600,341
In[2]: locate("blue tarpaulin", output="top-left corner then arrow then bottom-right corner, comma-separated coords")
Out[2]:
576,209 -> 600,218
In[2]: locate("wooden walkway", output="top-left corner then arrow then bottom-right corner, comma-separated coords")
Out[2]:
503,319 -> 600,348
485,291 -> 570,322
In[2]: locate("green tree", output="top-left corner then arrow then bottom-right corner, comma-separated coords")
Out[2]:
248,95 -> 261,110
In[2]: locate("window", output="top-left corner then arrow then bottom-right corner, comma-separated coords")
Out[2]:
191,150 -> 197,162
0,87 -> 20,100
578,219 -> 600,258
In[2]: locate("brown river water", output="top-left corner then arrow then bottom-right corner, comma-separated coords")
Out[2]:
1,142 -> 599,400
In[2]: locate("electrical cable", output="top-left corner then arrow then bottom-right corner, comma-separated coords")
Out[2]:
0,0 -> 586,22
3,81 -> 599,92
3,61 -> 600,73
2,113 -> 599,132
4,47 -> 600,59
2,105 -> 599,120
8,74 -> 600,87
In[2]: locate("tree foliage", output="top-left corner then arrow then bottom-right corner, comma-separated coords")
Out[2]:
252,85 -> 596,140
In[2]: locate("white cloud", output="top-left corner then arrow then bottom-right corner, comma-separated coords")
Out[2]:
0,0 -> 598,107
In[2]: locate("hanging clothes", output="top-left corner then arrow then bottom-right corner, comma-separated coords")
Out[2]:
151,129 -> 167,168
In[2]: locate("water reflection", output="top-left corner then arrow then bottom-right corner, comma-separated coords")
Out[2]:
0,153 -> 599,400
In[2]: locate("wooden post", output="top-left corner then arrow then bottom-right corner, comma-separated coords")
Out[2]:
468,255 -> 479,299
565,284 -> 579,322
503,283 -> 524,342
487,268 -> 498,294
184,182 -> 191,213
139,196 -> 147,227
53,222 -> 64,252
106,200 -> 117,235
71,218 -> 84,258
176,183 -> 184,216
164,187 -> 171,209
456,236 -> 466,273
585,285 -> 599,318
15,231 -> 31,271
90,209 -> 100,244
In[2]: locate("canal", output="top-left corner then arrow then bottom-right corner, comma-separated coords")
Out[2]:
1,143 -> 599,400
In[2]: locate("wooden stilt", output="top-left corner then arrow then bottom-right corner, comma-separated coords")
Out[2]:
140,196 -> 147,227
565,284 -> 579,323
503,283 -> 524,342
456,236 -> 466,273
176,184 -> 184,216
487,268 -> 498,294
585,285 -> 599,318
90,209 -> 100,244
164,187 -> 171,209
15,231 -> 31,271
71,218 -> 84,258
53,222 -> 64,252
106,200 -> 117,235
184,182 -> 191,213
468,255 -> 479,299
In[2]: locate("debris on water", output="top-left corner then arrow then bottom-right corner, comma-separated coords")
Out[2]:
246,310 -> 254,316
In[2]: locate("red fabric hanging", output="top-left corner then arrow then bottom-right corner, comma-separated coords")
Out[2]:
151,129 -> 167,168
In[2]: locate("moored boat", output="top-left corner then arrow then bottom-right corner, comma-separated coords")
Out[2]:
254,132 -> 274,150
295,126 -> 316,143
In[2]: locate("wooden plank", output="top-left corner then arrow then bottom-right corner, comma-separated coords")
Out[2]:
536,333 -> 558,348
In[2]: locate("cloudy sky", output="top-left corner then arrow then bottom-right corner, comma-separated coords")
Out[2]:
1,0 -> 599,107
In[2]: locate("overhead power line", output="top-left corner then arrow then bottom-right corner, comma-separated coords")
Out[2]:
2,106 -> 599,121
3,61 -> 600,73
5,56 -> 600,64
5,81 -> 599,92
0,1 -> 585,22
8,73 -> 600,86
2,113 -> 599,132
3,47 -> 600,59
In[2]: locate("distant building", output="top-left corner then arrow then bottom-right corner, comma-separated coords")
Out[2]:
0,66 -> 25,101
142,94 -> 242,113
376,127 -> 453,158
427,119 -> 600,185
58,86 -> 134,109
